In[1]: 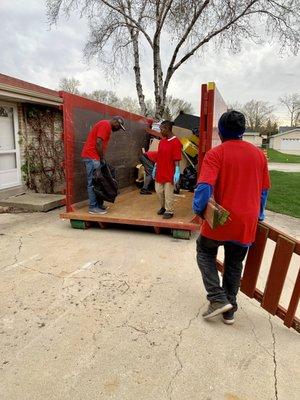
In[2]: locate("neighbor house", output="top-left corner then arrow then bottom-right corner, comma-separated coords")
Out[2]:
269,128 -> 300,152
0,73 -> 64,197
243,131 -> 263,147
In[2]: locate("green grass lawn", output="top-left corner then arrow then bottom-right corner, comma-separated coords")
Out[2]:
267,148 -> 300,163
267,171 -> 300,218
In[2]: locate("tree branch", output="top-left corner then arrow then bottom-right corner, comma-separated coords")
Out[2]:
100,0 -> 153,48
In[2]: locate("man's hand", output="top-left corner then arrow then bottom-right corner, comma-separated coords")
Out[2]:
173,166 -> 180,184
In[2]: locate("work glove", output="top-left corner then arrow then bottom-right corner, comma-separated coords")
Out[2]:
152,164 -> 157,180
173,166 -> 180,185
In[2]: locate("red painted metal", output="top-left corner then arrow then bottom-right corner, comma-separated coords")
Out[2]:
60,91 -> 152,212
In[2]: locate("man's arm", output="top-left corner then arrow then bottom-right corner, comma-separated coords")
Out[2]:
193,183 -> 213,216
259,189 -> 269,221
96,138 -> 104,160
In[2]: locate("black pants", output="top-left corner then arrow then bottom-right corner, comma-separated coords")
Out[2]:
196,235 -> 248,309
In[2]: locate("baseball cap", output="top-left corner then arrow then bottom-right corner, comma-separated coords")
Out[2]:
112,115 -> 126,131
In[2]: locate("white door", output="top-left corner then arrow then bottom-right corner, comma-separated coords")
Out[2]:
0,103 -> 21,189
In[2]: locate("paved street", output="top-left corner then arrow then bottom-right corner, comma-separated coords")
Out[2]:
0,209 -> 299,400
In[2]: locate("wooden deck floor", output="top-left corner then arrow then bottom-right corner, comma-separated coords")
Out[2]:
60,189 -> 199,231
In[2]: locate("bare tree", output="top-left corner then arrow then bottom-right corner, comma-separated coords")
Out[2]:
48,1 -> 300,119
58,77 -> 80,94
242,100 -> 275,131
84,89 -> 121,107
279,93 -> 300,127
164,96 -> 194,119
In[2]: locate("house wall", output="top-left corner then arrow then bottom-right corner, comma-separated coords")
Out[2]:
17,103 -> 65,194
243,134 -> 262,147
270,130 -> 300,151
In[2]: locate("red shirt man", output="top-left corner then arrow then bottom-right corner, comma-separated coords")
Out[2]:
193,110 -> 271,324
154,121 -> 182,219
156,136 -> 182,184
81,116 -> 125,214
81,120 -> 112,160
199,139 -> 270,244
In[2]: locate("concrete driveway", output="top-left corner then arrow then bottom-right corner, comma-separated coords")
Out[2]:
0,209 -> 299,400
268,163 -> 300,172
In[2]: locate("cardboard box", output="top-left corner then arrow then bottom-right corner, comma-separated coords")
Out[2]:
148,138 -> 160,152
204,199 -> 230,229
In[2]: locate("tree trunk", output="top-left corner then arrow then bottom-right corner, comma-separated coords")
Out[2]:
130,31 -> 147,116
153,35 -> 165,119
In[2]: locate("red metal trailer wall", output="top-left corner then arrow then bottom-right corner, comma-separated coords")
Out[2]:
198,82 -> 227,170
61,92 -> 152,212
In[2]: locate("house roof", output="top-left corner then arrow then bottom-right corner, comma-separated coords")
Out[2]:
279,126 -> 296,133
244,131 -> 260,136
0,73 -> 62,106
174,112 -> 200,131
269,128 -> 300,138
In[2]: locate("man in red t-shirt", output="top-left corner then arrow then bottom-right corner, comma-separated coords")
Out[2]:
139,149 -> 158,195
153,120 -> 182,219
193,110 -> 270,324
81,116 -> 125,214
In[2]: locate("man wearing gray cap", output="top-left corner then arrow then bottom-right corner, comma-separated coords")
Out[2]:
81,116 -> 125,214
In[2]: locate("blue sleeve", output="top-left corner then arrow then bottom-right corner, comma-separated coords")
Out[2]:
259,189 -> 269,221
193,183 -> 213,215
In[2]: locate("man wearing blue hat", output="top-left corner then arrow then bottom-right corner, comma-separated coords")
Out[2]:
193,110 -> 270,325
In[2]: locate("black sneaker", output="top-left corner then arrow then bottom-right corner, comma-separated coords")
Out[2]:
222,308 -> 236,325
140,188 -> 152,195
163,212 -> 174,219
157,207 -> 166,215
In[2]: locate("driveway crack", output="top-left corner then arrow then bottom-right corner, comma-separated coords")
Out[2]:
268,315 -> 279,400
167,304 -> 204,400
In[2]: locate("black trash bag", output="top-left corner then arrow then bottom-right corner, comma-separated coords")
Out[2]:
180,165 -> 197,192
92,163 -> 118,203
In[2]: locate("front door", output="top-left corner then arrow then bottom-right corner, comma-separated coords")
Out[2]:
0,102 -> 21,190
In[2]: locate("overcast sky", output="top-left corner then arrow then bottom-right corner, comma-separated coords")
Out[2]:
1,0 -> 299,124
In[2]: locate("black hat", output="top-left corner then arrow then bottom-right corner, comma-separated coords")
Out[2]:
112,115 -> 126,131
218,110 -> 246,139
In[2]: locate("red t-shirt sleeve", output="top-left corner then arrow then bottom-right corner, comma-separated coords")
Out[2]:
172,138 -> 182,161
198,148 -> 221,185
96,121 -> 110,142
146,151 -> 158,162
262,158 -> 271,190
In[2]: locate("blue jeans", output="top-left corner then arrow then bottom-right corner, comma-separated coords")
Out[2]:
83,158 -> 102,209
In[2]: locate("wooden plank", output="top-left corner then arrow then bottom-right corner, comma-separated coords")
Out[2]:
284,268 -> 300,328
241,224 -> 269,297
61,189 -> 198,231
261,221 -> 300,255
253,288 -> 300,333
262,235 -> 295,315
